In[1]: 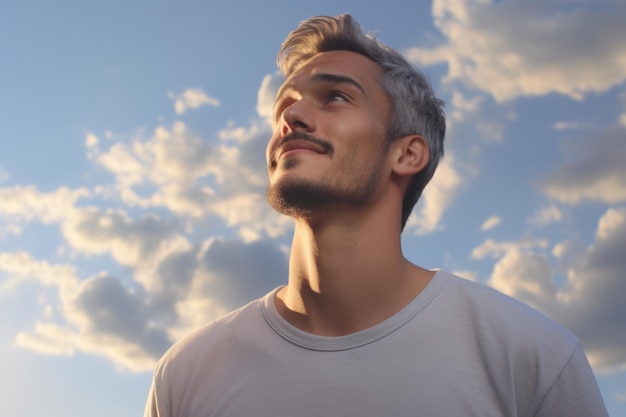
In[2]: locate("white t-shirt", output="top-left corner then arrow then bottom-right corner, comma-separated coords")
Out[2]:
144,271 -> 608,417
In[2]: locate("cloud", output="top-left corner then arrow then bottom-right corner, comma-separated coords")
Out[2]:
449,91 -> 484,122
474,207 -> 626,371
168,88 -> 220,115
407,0 -> 626,101
528,205 -> 564,226
472,237 -> 549,261
85,133 -> 99,148
539,126 -> 626,204
171,237 -> 287,339
256,73 -> 283,122
0,167 -> 9,183
553,121 -> 591,131
0,75 -> 294,371
94,117 -> 289,240
480,215 -> 501,231
5,228 -> 288,372
61,207 -> 188,269
0,185 -> 90,224
407,153 -> 464,234
67,273 -> 171,370
0,251 -> 78,295
14,273 -> 171,373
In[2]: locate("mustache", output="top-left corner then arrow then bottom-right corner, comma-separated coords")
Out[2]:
270,132 -> 334,163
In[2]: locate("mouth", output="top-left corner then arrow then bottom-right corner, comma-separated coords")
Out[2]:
277,140 -> 328,160
270,133 -> 333,167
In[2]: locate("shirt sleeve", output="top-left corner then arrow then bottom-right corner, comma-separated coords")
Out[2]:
534,342 -> 608,417
144,361 -> 172,417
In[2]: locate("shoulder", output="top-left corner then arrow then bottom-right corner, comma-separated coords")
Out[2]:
436,271 -> 578,350
431,272 -> 607,416
153,291 -> 272,378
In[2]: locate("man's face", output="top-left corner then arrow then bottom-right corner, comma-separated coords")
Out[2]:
266,50 -> 391,218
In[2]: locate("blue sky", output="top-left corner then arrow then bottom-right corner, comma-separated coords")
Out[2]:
1,1 -> 625,416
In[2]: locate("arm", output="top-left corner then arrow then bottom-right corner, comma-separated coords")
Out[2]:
534,343 -> 608,417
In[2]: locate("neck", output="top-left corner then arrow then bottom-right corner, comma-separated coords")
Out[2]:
275,209 -> 434,336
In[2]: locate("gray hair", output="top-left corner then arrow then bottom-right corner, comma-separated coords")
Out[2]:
277,14 -> 446,230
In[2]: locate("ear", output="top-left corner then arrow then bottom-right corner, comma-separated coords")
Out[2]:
390,134 -> 429,178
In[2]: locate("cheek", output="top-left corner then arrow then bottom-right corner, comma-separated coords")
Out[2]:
266,131 -> 280,166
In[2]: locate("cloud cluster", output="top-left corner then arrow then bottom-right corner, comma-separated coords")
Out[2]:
473,207 -> 626,371
403,1 -> 626,373
407,0 -> 626,102
1,204 -> 288,372
1,1 -> 624,378
0,79 -> 292,371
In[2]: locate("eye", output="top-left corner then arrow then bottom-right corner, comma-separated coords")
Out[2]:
325,91 -> 349,103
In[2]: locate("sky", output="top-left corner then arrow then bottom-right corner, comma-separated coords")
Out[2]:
1,0 -> 625,416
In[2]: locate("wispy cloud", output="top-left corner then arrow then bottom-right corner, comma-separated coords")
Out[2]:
480,215 -> 501,231
553,121 -> 591,131
168,88 -> 220,115
528,205 -> 564,226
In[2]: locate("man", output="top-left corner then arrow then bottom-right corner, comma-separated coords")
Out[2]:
144,15 -> 608,416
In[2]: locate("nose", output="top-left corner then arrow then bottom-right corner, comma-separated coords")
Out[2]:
280,99 -> 315,136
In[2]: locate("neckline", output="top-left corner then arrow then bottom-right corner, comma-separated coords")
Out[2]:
261,270 -> 448,351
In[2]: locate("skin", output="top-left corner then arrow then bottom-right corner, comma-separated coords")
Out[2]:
267,50 -> 435,336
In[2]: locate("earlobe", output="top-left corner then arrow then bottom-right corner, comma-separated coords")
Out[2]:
392,135 -> 429,177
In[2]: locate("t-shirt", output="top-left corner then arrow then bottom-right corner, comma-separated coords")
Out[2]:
144,271 -> 608,417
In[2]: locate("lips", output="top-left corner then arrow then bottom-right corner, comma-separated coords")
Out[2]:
277,140 -> 328,160
269,133 -> 334,167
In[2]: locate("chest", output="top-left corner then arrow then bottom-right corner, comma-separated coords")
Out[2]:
175,342 -> 516,417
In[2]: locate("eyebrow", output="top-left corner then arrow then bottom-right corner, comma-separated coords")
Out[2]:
309,73 -> 367,97
274,72 -> 367,112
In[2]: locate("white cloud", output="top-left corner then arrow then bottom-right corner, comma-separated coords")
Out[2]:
475,207 -> 626,371
0,251 -> 166,372
472,237 -> 549,260
488,246 -> 558,313
85,133 -> 99,148
168,88 -> 220,115
0,251 -> 78,298
256,73 -> 283,122
0,185 -> 90,224
1,190 -> 290,372
170,237 -> 287,339
528,205 -> 564,226
15,322 -> 77,356
539,126 -> 626,204
407,153 -> 464,234
407,0 -> 626,101
61,207 -> 188,270
210,193 -> 291,242
94,117 -> 290,240
480,215 -> 501,231
553,121 -> 590,131
0,75 -> 296,371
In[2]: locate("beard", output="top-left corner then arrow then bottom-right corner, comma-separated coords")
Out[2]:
266,160 -> 384,218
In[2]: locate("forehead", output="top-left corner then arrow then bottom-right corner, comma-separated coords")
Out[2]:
281,50 -> 384,94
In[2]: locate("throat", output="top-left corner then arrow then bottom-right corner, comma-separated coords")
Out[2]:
278,254 -> 435,336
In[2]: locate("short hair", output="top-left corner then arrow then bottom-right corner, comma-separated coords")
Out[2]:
277,14 -> 446,230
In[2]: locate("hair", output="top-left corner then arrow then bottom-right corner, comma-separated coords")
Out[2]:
277,14 -> 446,230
